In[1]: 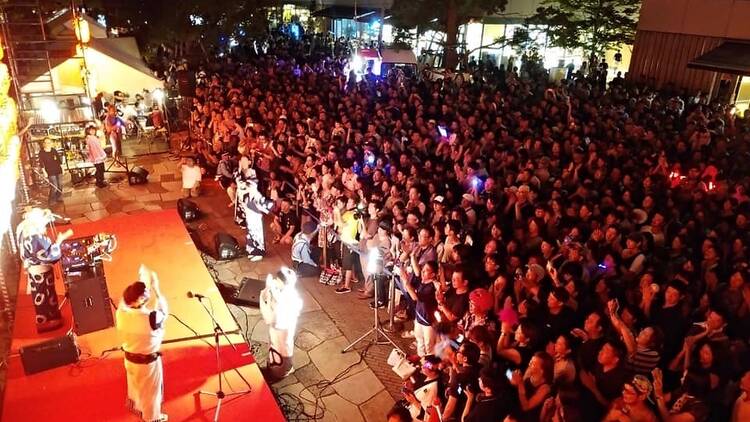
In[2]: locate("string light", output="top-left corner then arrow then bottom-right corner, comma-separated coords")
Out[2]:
0,33 -> 20,248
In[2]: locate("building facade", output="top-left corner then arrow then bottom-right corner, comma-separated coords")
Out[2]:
629,0 -> 750,110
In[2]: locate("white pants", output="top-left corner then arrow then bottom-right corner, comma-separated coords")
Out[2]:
125,357 -> 163,422
414,321 -> 436,357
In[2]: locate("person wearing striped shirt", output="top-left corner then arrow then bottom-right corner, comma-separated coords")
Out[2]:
607,299 -> 663,376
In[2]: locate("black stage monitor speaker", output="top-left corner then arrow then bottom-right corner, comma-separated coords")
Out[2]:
20,334 -> 80,375
178,198 -> 199,222
235,277 -> 265,307
67,275 -> 115,335
128,166 -> 149,185
214,232 -> 240,260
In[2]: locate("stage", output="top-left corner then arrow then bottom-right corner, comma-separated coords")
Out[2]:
2,210 -> 285,421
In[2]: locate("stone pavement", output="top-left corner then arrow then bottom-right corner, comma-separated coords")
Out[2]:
0,135 -> 417,421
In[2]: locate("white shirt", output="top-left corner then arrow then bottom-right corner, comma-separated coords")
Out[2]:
182,165 -> 202,189
116,301 -> 166,354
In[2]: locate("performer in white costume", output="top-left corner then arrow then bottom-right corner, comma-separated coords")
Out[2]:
260,267 -> 303,380
238,167 -> 273,261
116,265 -> 168,422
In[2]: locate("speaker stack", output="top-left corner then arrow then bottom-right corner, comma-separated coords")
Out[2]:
19,334 -> 80,375
66,274 -> 115,335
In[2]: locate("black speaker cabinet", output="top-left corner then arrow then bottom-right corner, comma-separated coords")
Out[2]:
128,166 -> 149,185
214,232 -> 240,260
235,277 -> 265,307
20,334 -> 80,375
67,275 -> 114,335
178,198 -> 199,222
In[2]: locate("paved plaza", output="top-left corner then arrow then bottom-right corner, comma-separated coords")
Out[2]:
0,135 -> 412,421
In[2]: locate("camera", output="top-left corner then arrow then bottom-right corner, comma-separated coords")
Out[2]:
353,203 -> 366,220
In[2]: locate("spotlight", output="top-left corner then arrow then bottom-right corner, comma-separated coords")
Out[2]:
40,100 -> 60,123
153,89 -> 165,104
367,248 -> 380,275
214,232 -> 240,260
177,198 -> 200,222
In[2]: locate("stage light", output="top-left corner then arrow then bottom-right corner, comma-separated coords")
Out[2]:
0,135 -> 20,240
153,89 -> 164,104
351,54 -> 363,73
40,100 -> 60,123
367,248 -> 380,275
0,33 -> 19,250
177,198 -> 200,222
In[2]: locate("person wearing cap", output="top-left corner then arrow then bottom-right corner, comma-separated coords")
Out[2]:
84,125 -> 108,188
291,221 -> 319,277
403,355 -> 443,422
459,288 -> 498,337
115,265 -> 168,422
431,195 -> 448,225
604,374 -> 658,422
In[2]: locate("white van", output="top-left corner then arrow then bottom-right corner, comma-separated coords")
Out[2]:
351,48 -> 418,79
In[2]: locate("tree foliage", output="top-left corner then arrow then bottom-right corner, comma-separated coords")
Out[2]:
528,0 -> 640,60
389,0 -> 508,69
43,0 -> 274,53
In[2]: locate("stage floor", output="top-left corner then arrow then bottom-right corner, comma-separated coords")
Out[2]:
2,210 -> 284,421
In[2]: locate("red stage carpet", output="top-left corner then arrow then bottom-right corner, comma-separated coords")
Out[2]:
2,210 -> 284,421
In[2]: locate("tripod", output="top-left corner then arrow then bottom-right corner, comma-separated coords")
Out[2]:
194,295 -> 251,421
342,269 -> 403,354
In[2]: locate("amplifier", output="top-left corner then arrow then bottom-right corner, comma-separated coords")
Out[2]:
20,334 -> 80,375
235,277 -> 265,307
67,274 -> 114,335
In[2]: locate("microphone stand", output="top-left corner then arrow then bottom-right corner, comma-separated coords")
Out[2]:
191,294 -> 238,352
192,294 -> 251,421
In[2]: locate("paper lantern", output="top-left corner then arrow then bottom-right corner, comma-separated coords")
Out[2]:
73,16 -> 90,44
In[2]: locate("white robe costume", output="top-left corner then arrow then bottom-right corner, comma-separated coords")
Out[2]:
259,267 -> 303,380
116,301 -> 167,422
239,173 -> 273,261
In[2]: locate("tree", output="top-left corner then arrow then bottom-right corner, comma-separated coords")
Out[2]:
67,0 -> 273,57
528,0 -> 640,63
389,0 -> 508,70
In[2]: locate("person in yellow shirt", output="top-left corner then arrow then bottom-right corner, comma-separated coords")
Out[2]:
334,195 -> 364,294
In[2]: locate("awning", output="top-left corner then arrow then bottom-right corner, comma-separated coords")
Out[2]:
312,6 -> 383,21
687,41 -> 750,75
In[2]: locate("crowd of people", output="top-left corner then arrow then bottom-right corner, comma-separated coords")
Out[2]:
180,33 -> 750,422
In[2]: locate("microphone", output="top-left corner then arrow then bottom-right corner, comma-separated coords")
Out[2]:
187,291 -> 206,299
51,213 -> 72,223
